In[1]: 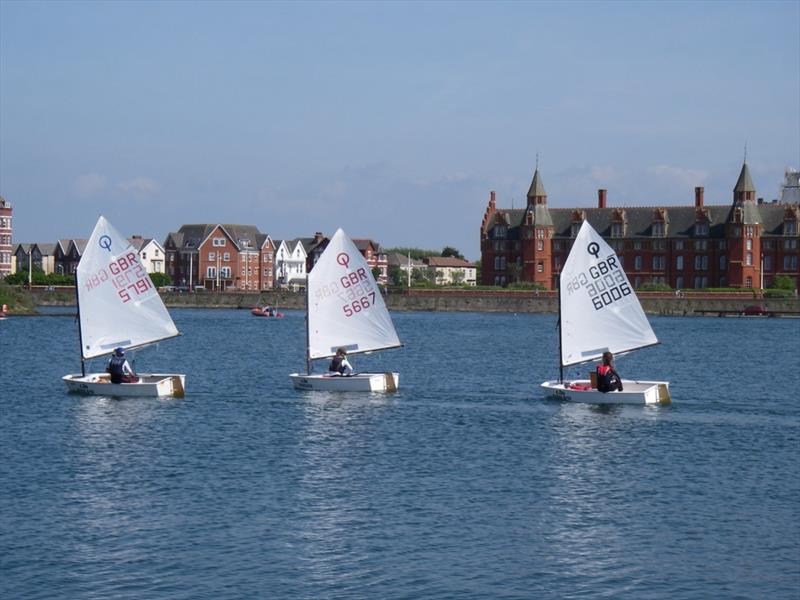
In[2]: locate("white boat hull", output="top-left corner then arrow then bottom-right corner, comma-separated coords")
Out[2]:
289,372 -> 399,392
541,379 -> 671,405
63,373 -> 186,398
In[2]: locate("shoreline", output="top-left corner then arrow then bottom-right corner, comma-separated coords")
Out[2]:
9,288 -> 800,317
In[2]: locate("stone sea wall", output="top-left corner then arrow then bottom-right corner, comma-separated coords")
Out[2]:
16,287 -> 800,316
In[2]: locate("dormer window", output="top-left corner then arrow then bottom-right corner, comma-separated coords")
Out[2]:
611,223 -> 623,238
785,220 -> 797,236
652,222 -> 665,237
571,223 -> 580,238
493,224 -> 507,239
695,222 -> 709,236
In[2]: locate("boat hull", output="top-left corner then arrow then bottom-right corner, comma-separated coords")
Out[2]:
63,373 -> 186,398
251,308 -> 284,318
541,379 -> 671,405
289,372 -> 399,392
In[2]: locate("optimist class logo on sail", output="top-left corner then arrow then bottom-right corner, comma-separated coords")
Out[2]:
564,243 -> 632,311
314,251 -> 378,317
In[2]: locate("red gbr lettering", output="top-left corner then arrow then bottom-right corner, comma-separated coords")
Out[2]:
340,268 -> 368,288
109,252 -> 138,275
84,268 -> 110,292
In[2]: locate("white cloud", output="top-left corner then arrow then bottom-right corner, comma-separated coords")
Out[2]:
73,173 -> 107,196
117,177 -> 161,195
646,164 -> 709,188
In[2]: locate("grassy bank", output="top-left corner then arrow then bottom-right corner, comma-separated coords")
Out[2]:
0,283 -> 38,314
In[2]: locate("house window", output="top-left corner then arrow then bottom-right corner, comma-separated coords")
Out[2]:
554,256 -> 562,270
652,255 -> 665,271
536,229 -> 545,239
537,239 -> 544,251
719,255 -> 726,271
674,240 -> 684,250
695,223 -> 709,236
694,255 -> 708,271
652,222 -> 665,237
611,223 -> 623,238
785,220 -> 798,235
213,238 -> 226,247
784,239 -> 798,250
634,241 -> 642,250
537,262 -> 544,273
745,226 -> 754,237
784,255 -> 798,270
718,240 -> 727,250
746,276 -> 753,288
220,267 -> 231,278
142,252 -> 147,260
746,239 -> 752,251
634,277 -> 642,288
693,276 -> 708,289
494,225 -> 507,239
745,253 -> 752,266
653,240 -> 666,250
208,252 -> 216,261
694,240 -> 708,251
675,276 -> 684,290
617,255 -> 624,268
223,252 -> 230,261
764,256 -> 772,271
553,241 -> 561,251
571,223 -> 580,237
206,267 -> 216,278
676,255 -> 684,271
634,255 -> 642,271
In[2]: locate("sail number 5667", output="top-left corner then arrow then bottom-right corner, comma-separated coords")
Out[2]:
343,292 -> 376,317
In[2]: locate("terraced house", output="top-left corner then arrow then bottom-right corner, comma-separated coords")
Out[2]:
164,224 -> 275,291
480,161 -> 800,290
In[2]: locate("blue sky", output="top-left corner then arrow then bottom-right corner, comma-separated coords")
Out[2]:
1,0 -> 798,260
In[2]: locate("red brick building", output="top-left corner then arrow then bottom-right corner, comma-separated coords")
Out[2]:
481,162 -> 800,290
164,224 -> 275,291
0,196 -> 12,277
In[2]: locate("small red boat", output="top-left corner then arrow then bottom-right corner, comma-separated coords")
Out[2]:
251,307 -> 285,318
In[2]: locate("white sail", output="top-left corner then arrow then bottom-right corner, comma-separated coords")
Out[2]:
559,220 -> 658,367
77,216 -> 179,360
307,229 -> 400,360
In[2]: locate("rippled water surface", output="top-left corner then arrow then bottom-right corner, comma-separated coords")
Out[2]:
1,308 -> 798,599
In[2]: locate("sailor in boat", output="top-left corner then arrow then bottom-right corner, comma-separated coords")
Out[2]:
106,347 -> 139,384
327,347 -> 353,377
596,351 -> 623,393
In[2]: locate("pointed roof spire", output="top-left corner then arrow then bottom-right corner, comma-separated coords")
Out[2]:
734,161 -> 756,194
527,168 -> 547,199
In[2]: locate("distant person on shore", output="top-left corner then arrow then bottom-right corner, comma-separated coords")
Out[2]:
596,351 -> 623,392
106,347 -> 139,384
328,347 -> 353,376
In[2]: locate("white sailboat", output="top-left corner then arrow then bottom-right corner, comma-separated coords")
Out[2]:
541,220 -> 671,405
63,216 -> 185,397
289,228 -> 401,392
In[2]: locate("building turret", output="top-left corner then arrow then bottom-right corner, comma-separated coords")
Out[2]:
726,161 -> 762,288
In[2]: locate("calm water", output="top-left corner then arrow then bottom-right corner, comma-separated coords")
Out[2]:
1,308 -> 798,599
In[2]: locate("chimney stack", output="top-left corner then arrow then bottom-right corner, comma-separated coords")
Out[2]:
598,189 -> 607,209
695,186 -> 704,208
490,190 -> 496,209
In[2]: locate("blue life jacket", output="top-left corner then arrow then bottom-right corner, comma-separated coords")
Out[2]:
108,355 -> 126,384
329,355 -> 345,374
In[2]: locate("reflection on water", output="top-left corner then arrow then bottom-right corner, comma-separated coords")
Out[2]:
1,310 -> 798,599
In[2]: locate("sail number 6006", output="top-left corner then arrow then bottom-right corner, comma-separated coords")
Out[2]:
343,292 -> 376,317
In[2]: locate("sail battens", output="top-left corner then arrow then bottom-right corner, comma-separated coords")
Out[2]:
77,216 -> 179,361
559,221 -> 658,367
307,229 -> 401,363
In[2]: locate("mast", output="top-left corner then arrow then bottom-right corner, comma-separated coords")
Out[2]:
305,275 -> 311,375
557,273 -> 563,383
74,269 -> 85,377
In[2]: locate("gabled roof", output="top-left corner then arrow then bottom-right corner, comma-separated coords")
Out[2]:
353,238 -> 382,253
34,243 -> 56,255
386,252 -> 425,268
424,256 -> 475,268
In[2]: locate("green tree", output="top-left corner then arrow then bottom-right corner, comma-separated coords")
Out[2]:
388,265 -> 406,286
149,272 -> 172,288
441,246 -> 465,260
773,275 -> 796,291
